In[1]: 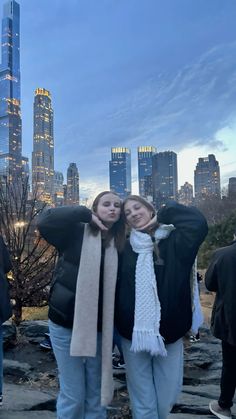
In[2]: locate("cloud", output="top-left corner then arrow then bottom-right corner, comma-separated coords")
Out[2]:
55,41 -> 236,198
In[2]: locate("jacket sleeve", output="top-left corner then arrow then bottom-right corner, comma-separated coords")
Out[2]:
37,205 -> 92,250
205,252 -> 219,292
158,201 -> 208,261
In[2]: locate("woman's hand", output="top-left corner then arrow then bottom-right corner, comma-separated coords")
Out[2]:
136,215 -> 158,232
92,214 -> 108,231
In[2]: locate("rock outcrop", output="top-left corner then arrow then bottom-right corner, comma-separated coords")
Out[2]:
1,320 -> 236,418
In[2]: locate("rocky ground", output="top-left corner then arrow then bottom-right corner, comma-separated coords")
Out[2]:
1,288 -> 235,418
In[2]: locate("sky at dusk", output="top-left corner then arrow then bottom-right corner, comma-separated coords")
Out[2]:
1,0 -> 236,200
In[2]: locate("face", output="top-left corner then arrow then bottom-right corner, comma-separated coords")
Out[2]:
95,193 -> 121,227
124,199 -> 153,229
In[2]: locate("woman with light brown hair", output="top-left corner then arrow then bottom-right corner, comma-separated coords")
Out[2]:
115,195 -> 208,419
38,191 -> 125,419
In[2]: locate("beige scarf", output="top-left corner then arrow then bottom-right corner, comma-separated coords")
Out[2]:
70,224 -> 118,406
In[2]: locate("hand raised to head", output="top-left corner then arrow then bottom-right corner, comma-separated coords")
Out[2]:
92,214 -> 108,231
136,215 -> 158,232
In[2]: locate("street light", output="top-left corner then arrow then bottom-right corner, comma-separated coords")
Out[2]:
14,221 -> 26,228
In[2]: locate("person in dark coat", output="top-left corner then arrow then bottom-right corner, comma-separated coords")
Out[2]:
115,196 -> 208,419
205,235 -> 236,419
37,191 -> 125,419
0,236 -> 12,406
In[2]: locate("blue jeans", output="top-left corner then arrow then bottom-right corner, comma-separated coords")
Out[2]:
122,337 -> 183,419
49,320 -> 107,419
0,326 -> 3,395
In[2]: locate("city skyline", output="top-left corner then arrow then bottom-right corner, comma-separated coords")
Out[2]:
0,0 -> 236,199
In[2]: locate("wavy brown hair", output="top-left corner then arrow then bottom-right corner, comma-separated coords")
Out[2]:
90,191 -> 126,252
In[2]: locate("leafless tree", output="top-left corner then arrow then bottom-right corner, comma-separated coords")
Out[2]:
195,193 -> 236,226
0,176 -> 56,324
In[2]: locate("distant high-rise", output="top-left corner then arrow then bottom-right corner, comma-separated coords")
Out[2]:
54,171 -> 64,206
138,146 -> 156,198
67,163 -> 79,205
178,182 -> 193,206
152,151 -> 178,208
22,156 -> 29,179
109,147 -> 131,199
228,177 -> 236,200
0,0 -> 22,180
32,88 -> 54,203
194,154 -> 220,201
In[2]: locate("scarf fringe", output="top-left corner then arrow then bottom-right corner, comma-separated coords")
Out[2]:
130,330 -> 167,357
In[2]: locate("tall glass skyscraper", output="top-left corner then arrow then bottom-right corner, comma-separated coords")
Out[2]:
138,146 -> 156,197
109,147 -> 131,199
152,151 -> 178,209
0,0 -> 22,180
32,88 -> 54,203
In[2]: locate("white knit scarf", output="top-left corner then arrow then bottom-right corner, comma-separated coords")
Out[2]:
70,224 -> 118,406
130,223 -> 175,356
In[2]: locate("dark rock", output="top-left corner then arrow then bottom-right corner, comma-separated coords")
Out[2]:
3,359 -> 32,378
2,321 -> 17,348
29,399 -> 56,412
18,320 -> 49,343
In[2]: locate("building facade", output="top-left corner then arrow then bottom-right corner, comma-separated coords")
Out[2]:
138,146 -> 156,198
178,182 -> 193,206
53,171 -> 64,206
228,177 -> 236,200
109,147 -> 131,199
152,151 -> 178,209
0,0 -> 22,180
66,162 -> 79,205
32,88 -> 54,203
194,154 -> 221,201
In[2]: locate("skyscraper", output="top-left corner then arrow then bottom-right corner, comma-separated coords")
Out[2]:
32,88 -> 54,203
66,163 -> 79,205
194,154 -> 221,201
138,146 -> 156,198
109,147 -> 131,199
152,151 -> 178,209
22,155 -> 29,179
228,177 -> 236,200
0,0 -> 22,180
54,171 -> 64,206
178,182 -> 193,206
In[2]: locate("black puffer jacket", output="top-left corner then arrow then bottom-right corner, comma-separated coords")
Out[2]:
115,202 -> 208,344
37,206 -> 92,328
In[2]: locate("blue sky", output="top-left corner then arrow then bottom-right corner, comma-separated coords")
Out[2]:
1,0 -> 236,200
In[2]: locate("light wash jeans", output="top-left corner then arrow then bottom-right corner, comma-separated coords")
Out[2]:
49,320 -> 107,419
0,326 -> 3,395
122,337 -> 183,419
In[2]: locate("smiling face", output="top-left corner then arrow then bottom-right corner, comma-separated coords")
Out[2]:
124,199 -> 153,229
95,193 -> 121,227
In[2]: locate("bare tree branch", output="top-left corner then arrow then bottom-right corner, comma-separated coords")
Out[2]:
0,176 -> 56,324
